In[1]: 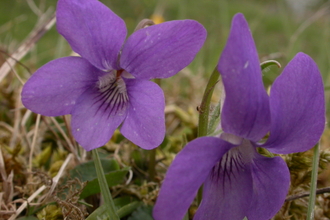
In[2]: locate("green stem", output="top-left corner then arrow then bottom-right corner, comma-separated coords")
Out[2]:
198,67 -> 220,137
92,149 -> 119,220
306,143 -> 320,220
196,68 -> 220,206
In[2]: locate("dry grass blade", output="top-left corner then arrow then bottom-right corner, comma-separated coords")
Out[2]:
0,12 -> 56,83
3,171 -> 14,204
1,58 -> 25,85
29,114 -> 41,173
9,88 -> 23,148
20,110 -> 33,148
8,185 -> 46,220
47,153 -> 73,198
49,117 -> 78,159
0,146 -> 8,184
0,147 -> 14,215
0,122 -> 14,134
8,153 -> 73,220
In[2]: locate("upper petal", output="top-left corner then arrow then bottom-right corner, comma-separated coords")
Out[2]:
263,52 -> 325,154
120,79 -> 165,150
218,13 -> 270,142
246,153 -> 290,220
56,0 -> 126,71
22,57 -> 101,116
120,20 -> 206,80
153,137 -> 234,220
71,85 -> 127,151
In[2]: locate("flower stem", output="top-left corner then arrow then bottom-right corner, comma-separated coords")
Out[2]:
306,142 -> 320,220
198,67 -> 220,137
92,149 -> 119,220
196,67 -> 220,206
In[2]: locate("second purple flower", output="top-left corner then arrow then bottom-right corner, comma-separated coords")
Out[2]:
153,13 -> 325,220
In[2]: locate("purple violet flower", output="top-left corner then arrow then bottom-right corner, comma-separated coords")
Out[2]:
153,13 -> 325,220
21,0 -> 206,151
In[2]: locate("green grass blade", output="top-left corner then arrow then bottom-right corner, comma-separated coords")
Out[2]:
92,149 -> 119,220
306,143 -> 320,220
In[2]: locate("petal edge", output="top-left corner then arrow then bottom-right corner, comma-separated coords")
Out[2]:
121,80 -> 165,149
218,13 -> 270,142
22,57 -> 100,116
57,0 -> 126,70
121,20 -> 206,79
264,52 -> 325,154
153,137 -> 234,220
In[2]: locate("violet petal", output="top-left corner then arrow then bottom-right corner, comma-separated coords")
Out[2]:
246,153 -> 290,220
193,141 -> 254,220
56,0 -> 126,71
120,79 -> 165,149
263,52 -> 325,154
218,13 -> 270,142
153,137 -> 234,220
71,85 -> 127,151
22,57 -> 101,116
120,20 -> 206,80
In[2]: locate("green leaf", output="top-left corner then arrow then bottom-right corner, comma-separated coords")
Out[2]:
131,150 -> 146,170
85,204 -> 110,220
207,102 -> 221,136
80,167 -> 130,199
117,201 -> 141,218
70,159 -> 120,182
128,206 -> 154,220
92,150 -> 119,220
86,201 -> 140,220
182,212 -> 189,220
113,196 -> 134,207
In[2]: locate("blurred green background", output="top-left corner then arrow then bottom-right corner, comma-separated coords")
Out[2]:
1,0 -> 330,111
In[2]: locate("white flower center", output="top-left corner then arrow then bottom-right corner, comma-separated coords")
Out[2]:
95,70 -> 129,115
210,140 -> 255,186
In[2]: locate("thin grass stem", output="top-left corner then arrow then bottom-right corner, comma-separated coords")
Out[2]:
306,142 -> 320,220
29,114 -> 41,172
